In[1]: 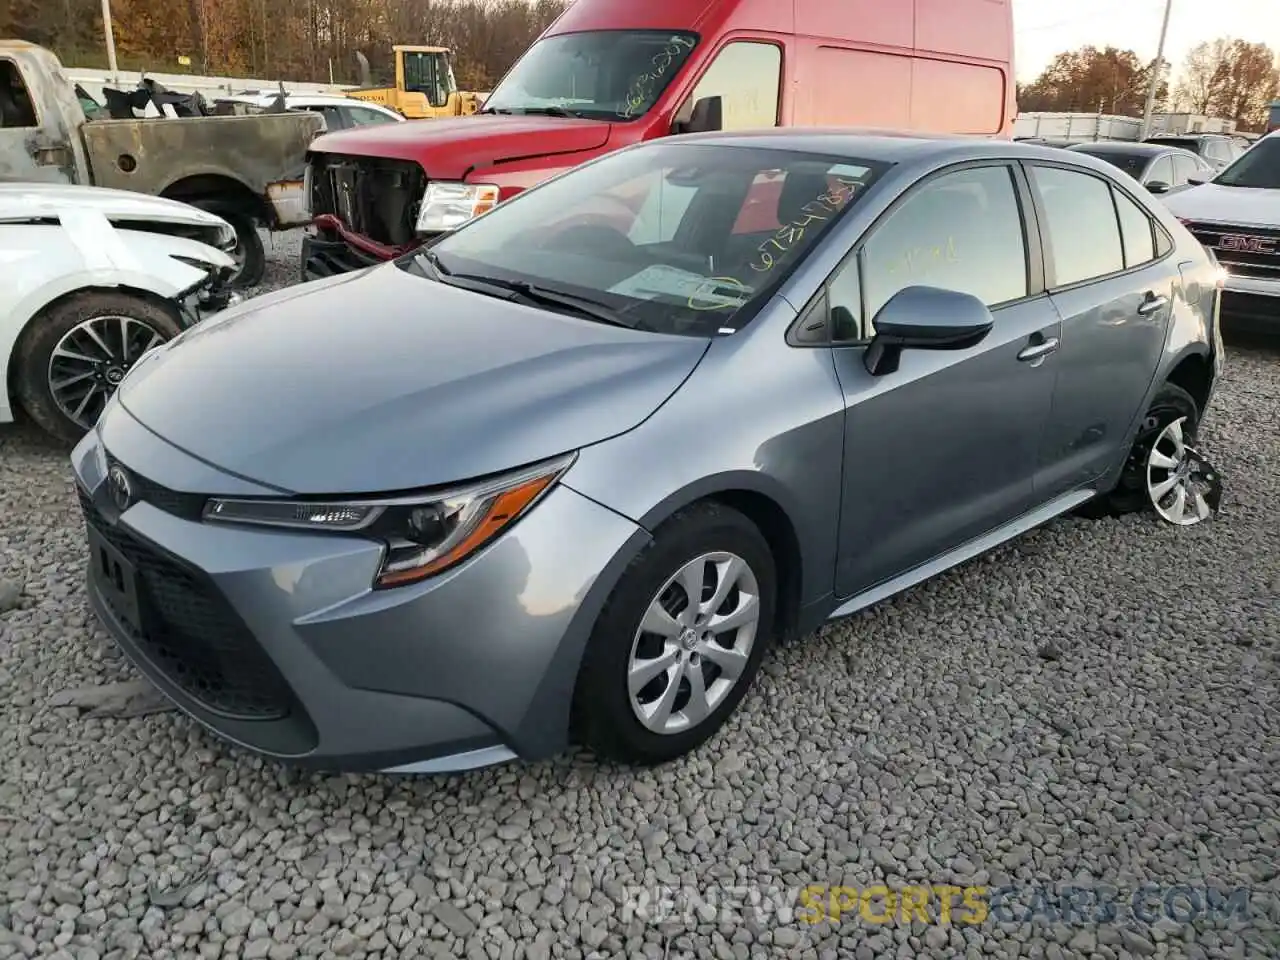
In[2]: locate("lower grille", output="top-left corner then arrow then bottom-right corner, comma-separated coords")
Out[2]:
79,487 -> 292,721
309,153 -> 426,247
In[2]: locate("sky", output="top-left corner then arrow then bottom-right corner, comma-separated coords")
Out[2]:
1014,0 -> 1280,81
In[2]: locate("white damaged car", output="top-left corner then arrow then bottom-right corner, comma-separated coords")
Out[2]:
1,184 -> 238,442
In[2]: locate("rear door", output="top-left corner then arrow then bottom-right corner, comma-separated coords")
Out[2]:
1026,162 -> 1177,498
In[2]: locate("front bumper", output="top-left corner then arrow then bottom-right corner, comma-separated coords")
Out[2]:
70,408 -> 646,772
1220,275 -> 1280,334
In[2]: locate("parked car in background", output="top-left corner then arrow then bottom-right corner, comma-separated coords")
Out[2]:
1144,133 -> 1246,172
1066,142 -> 1215,194
1164,130 -> 1280,333
0,41 -> 323,288
73,132 -> 1222,774
216,91 -> 405,131
1,184 -> 237,442
299,0 -> 1017,278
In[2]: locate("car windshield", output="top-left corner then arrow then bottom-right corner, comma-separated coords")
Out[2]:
481,30 -> 698,120
1212,138 -> 1280,189
1072,149 -> 1148,179
408,143 -> 890,336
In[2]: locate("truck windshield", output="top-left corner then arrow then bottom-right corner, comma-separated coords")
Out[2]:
1213,139 -> 1279,189
407,143 -> 890,336
481,30 -> 698,121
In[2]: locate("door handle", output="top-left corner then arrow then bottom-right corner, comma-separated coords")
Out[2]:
1137,293 -> 1169,316
1017,337 -> 1060,363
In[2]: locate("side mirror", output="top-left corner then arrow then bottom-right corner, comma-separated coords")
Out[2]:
1146,181 -> 1171,194
863,286 -> 994,376
1186,176 -> 1206,186
674,95 -> 723,135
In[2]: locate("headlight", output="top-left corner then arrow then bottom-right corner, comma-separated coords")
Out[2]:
202,453 -> 575,588
415,181 -> 501,233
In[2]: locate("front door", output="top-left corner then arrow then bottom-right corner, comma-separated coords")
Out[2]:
1024,163 -> 1177,498
825,162 -> 1060,597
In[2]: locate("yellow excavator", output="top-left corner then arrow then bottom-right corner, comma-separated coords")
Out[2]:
346,46 -> 483,119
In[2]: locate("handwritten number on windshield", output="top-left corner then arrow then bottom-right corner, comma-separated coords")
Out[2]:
621,37 -> 695,118
750,178 -> 863,273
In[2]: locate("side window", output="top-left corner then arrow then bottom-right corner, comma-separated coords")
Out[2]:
1113,188 -> 1156,267
343,106 -> 397,127
317,106 -> 347,131
0,59 -> 39,128
1146,155 -> 1174,186
1170,154 -> 1199,185
1031,166 -> 1125,287
859,165 -> 1029,326
686,42 -> 781,130
827,254 -> 865,342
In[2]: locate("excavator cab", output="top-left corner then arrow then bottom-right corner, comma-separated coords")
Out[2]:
347,46 -> 480,120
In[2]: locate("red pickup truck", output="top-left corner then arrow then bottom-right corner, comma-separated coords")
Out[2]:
300,0 -> 1016,279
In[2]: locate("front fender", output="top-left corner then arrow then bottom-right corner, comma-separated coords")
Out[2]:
0,220 -> 233,422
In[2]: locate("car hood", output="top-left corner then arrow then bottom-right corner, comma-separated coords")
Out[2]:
1162,182 -> 1280,228
116,264 -> 710,494
308,114 -> 612,179
0,182 -> 233,236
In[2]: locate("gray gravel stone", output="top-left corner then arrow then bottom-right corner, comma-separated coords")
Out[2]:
0,233 -> 1277,960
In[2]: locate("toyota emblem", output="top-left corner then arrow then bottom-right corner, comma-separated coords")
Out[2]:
107,464 -> 134,511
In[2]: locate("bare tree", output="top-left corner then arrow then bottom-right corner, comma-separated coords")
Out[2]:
1174,37 -> 1280,129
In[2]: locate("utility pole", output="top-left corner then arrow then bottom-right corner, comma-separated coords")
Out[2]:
100,0 -> 119,81
1140,0 -> 1174,139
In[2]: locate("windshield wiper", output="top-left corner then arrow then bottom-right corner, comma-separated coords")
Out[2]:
516,106 -> 584,119
415,255 -> 636,327
491,278 -> 636,327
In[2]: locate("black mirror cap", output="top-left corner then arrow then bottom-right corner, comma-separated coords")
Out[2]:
1146,180 -> 1171,194
864,286 -> 995,376
1186,176 -> 1207,186
674,95 -> 723,135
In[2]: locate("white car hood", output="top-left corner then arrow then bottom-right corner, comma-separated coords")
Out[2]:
1162,182 -> 1280,228
0,183 -> 232,235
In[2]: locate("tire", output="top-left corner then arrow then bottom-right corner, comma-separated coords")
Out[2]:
193,204 -> 265,289
1081,382 -> 1200,518
572,502 -> 777,765
12,291 -> 182,444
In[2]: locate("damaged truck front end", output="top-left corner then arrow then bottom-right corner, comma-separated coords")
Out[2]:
301,152 -> 428,276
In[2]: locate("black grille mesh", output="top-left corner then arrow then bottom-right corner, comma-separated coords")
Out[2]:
79,487 -> 292,721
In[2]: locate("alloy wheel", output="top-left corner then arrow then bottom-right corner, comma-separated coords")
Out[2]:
1145,416 -> 1219,526
47,315 -> 166,429
627,551 -> 761,735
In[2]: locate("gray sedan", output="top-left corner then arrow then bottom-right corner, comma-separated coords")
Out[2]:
71,131 -> 1225,773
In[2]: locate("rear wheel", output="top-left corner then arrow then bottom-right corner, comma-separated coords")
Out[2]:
1083,382 -> 1207,519
572,503 -> 776,765
12,292 -> 182,444
189,203 -> 264,289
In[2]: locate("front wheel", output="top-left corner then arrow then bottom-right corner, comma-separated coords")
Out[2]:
572,503 -> 776,765
12,292 -> 182,444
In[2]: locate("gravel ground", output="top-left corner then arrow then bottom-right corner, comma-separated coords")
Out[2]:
1,230 -> 1277,960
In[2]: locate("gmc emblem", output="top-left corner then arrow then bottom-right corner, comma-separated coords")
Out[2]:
1219,234 -> 1277,254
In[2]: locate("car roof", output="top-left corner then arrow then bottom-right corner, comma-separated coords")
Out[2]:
662,128 -> 1126,165
1067,142 -> 1173,156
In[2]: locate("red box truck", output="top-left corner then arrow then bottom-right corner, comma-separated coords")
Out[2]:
301,0 -> 1016,278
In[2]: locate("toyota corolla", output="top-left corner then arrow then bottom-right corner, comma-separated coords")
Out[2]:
72,131 -> 1223,773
